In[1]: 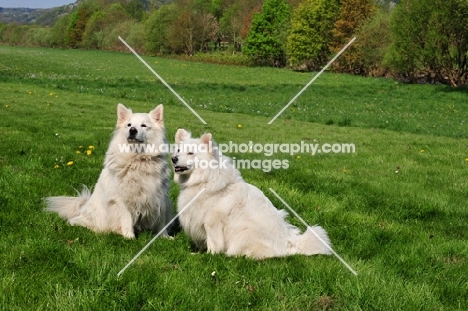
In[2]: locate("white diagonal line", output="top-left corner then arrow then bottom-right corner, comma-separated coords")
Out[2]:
268,37 -> 356,124
118,36 -> 207,125
269,188 -> 357,276
117,188 -> 206,277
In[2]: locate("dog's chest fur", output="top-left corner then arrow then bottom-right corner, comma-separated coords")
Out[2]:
107,153 -> 170,219
177,190 -> 210,248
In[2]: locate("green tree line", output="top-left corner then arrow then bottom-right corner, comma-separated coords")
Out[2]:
0,0 -> 467,86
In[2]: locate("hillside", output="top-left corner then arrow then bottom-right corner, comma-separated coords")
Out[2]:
0,0 -> 172,26
0,5 -> 76,26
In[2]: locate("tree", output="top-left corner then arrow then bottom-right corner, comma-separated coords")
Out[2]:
145,4 -> 179,55
219,4 -> 243,52
286,0 -> 340,71
387,0 -> 468,86
242,0 -> 291,67
25,26 -> 50,47
48,14 -> 71,48
81,10 -> 107,49
168,0 -> 219,55
0,23 -> 28,46
330,0 -> 377,74
67,3 -> 94,48
197,12 -> 218,52
353,9 -> 392,76
219,0 -> 263,41
122,0 -> 145,21
102,20 -> 145,52
81,4 -> 131,50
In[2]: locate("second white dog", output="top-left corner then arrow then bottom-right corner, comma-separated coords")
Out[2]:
171,129 -> 332,259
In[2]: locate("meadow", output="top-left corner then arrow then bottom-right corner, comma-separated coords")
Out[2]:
0,45 -> 467,310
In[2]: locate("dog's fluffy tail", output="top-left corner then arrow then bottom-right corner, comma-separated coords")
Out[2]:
44,186 -> 91,220
295,225 -> 333,255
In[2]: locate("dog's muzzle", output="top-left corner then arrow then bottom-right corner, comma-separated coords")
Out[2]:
172,156 -> 189,173
173,166 -> 189,173
128,127 -> 143,142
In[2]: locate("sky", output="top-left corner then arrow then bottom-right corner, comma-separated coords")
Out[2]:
0,0 -> 76,9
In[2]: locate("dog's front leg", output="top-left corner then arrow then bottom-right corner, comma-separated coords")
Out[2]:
204,220 -> 225,254
112,202 -> 135,239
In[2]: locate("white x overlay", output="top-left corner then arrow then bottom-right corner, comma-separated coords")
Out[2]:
268,37 -> 356,124
117,36 -> 357,276
117,188 -> 206,277
118,36 -> 207,124
269,188 -> 357,275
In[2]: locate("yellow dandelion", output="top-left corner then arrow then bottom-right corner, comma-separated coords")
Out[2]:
88,145 -> 95,150
78,145 -> 83,149
86,150 -> 92,156
297,155 -> 301,159
420,149 -> 425,153
343,169 -> 349,174
54,164 -> 59,169
237,124 -> 242,129
5,104 -> 8,108
76,150 -> 81,154
67,161 -> 73,166
49,92 -> 54,96
28,91 -> 32,95
465,158 -> 468,162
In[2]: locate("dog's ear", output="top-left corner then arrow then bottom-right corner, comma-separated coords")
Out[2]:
175,129 -> 191,144
117,104 -> 132,127
149,104 -> 163,125
200,133 -> 212,146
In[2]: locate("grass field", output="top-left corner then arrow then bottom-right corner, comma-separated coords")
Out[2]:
1,45 -> 467,310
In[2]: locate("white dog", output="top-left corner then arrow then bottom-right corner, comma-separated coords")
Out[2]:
45,104 -> 174,239
171,129 -> 332,259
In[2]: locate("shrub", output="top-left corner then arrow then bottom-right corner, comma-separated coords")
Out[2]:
286,0 -> 340,71
243,0 -> 291,67
145,4 -> 179,55
329,0 -> 377,74
353,9 -> 392,76
387,0 -> 468,86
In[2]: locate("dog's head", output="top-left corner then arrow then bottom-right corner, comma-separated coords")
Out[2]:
171,129 -> 216,175
116,103 -> 165,145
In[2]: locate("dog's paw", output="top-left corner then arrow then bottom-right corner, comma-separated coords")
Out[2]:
123,233 -> 135,239
68,216 -> 86,227
120,229 -> 135,239
67,219 -> 77,226
158,229 -> 170,237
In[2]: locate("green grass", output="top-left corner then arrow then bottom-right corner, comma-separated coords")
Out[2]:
1,45 -> 467,310
1,45 -> 467,137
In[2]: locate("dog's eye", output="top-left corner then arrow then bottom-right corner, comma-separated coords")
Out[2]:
141,124 -> 147,127
188,152 -> 194,155
127,123 -> 131,127
177,149 -> 180,153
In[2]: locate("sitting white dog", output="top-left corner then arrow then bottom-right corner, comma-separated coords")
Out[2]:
45,104 -> 174,239
171,129 -> 332,259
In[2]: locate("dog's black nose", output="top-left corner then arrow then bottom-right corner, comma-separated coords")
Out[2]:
171,156 -> 178,164
129,127 -> 138,137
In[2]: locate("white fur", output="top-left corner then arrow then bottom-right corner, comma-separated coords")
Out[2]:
45,104 -> 174,239
171,129 -> 332,259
